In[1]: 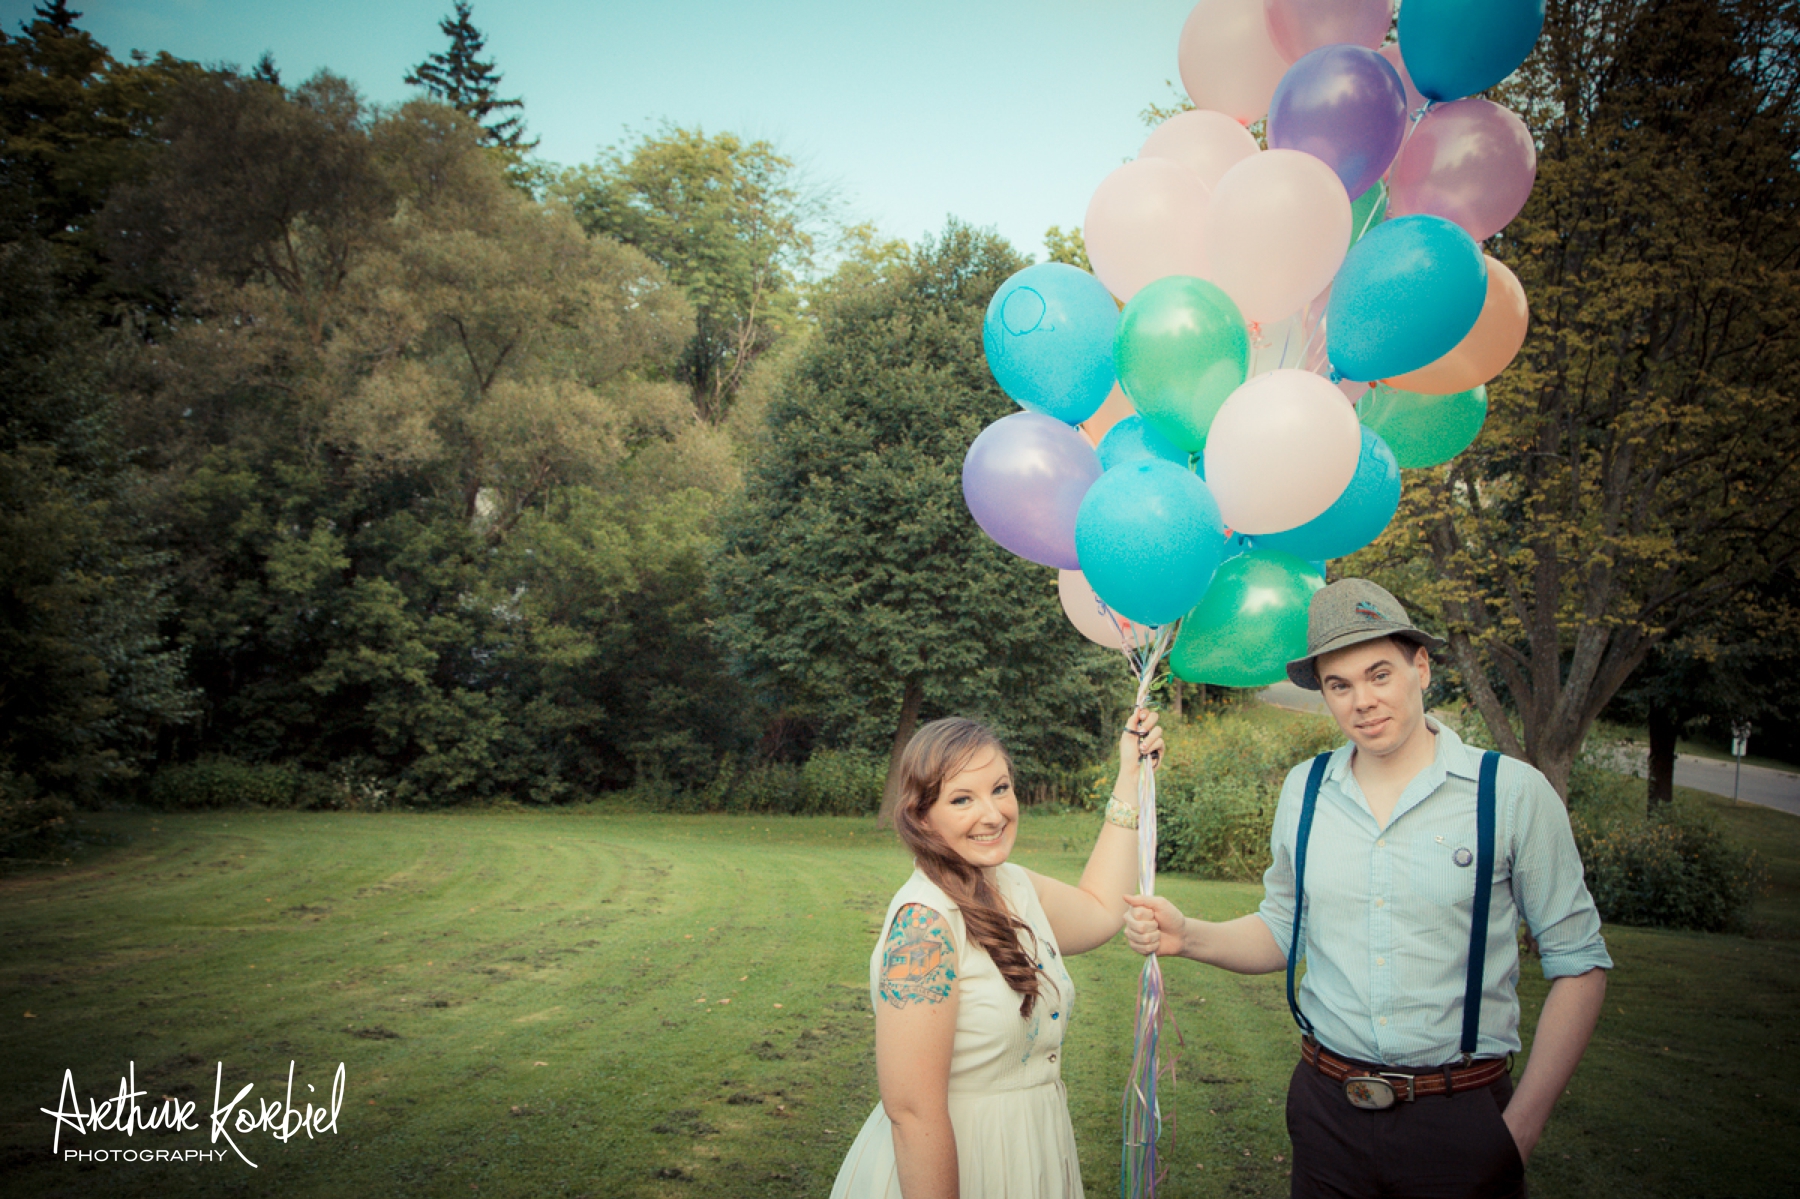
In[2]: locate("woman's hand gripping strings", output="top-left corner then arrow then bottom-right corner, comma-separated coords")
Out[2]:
1025,708 -> 1164,956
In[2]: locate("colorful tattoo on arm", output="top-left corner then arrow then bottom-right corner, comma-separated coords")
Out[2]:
879,903 -> 958,1009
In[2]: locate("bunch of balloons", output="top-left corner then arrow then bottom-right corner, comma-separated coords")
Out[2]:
963,0 -> 1543,690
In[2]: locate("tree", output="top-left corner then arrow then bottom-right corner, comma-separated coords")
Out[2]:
1042,225 -> 1092,272
0,10 -> 198,259
404,1 -> 533,150
561,127 -> 818,424
1352,0 -> 1800,796
102,81 -> 757,801
1605,568 -> 1800,807
0,240 -> 198,813
713,221 -> 1112,820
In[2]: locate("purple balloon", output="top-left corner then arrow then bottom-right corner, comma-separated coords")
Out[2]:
1387,99 -> 1538,242
1268,45 -> 1409,200
962,412 -> 1101,570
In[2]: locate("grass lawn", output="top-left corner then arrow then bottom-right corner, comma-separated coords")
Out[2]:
1,789 -> 1797,1198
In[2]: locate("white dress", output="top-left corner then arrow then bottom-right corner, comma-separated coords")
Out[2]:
830,861 -> 1085,1198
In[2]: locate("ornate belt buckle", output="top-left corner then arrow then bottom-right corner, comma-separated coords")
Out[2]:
1344,1073 -> 1415,1109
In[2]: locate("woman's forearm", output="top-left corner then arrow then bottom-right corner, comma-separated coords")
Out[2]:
890,1109 -> 959,1199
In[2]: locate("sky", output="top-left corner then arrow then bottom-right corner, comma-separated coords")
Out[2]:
5,0 -> 1202,262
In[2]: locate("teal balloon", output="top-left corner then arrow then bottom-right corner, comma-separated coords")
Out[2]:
1399,0 -> 1546,103
1359,382 -> 1488,468
1097,414 -> 1190,472
982,262 -> 1120,424
1327,214 -> 1486,382
1073,460 -> 1225,627
1255,427 -> 1401,560
1350,181 -> 1388,246
1170,551 -> 1326,687
1114,276 -> 1249,453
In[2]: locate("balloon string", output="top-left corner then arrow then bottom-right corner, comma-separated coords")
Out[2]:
1121,625 -> 1174,1197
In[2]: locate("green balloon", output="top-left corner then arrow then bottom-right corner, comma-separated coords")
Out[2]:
1114,276 -> 1249,453
1350,181 -> 1388,247
1358,382 -> 1488,469
1170,551 -> 1325,688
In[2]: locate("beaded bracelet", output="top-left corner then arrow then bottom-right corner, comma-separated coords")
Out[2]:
1104,794 -> 1140,831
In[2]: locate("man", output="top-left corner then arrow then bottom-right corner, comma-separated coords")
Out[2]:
1126,578 -> 1609,1198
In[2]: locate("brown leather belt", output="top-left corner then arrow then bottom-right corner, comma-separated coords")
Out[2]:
1302,1038 -> 1509,1109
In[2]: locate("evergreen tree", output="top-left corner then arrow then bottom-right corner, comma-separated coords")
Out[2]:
713,221 -> 1113,818
30,1 -> 80,32
404,1 -> 533,150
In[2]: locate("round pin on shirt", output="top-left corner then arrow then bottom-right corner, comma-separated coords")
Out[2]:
1453,846 -> 1474,867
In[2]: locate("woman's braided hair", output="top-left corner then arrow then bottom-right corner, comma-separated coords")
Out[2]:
893,717 -> 1047,1018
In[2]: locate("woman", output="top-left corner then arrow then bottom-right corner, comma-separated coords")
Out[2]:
830,708 -> 1163,1199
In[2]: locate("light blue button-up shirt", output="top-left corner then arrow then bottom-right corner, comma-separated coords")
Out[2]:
1256,720 -> 1612,1067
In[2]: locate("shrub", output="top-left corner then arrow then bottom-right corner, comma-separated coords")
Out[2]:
1152,709 -> 1341,880
797,748 -> 886,815
1572,805 -> 1766,933
148,757 -> 313,810
0,769 -> 76,866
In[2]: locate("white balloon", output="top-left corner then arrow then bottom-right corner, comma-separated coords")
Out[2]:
1204,149 -> 1352,327
1139,109 -> 1261,191
1057,568 -> 1148,649
1203,369 -> 1362,534
1083,158 -> 1211,302
1178,0 -> 1290,125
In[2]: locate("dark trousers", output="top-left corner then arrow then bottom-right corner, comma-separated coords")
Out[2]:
1286,1056 -> 1526,1199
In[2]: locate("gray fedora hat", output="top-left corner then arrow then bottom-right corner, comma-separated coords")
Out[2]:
1286,578 -> 1446,690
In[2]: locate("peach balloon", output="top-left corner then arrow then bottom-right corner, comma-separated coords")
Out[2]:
1083,158 -> 1211,302
1383,256 -> 1528,394
1081,384 -> 1135,447
1140,109 -> 1262,190
1203,370 -> 1362,534
1179,0 -> 1290,125
1204,149 -> 1352,327
1057,568 -> 1146,648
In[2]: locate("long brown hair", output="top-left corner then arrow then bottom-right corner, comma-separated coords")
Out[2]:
893,717 -> 1047,1018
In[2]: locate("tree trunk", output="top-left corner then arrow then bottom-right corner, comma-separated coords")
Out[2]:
1170,680 -> 1183,720
1646,702 -> 1678,812
878,675 -> 925,828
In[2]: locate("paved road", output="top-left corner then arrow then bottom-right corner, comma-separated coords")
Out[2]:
1256,685 -> 1800,817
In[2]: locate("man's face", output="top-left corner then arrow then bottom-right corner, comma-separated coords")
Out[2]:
1315,637 -> 1431,760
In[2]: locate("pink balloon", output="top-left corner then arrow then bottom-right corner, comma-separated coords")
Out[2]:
1387,99 -> 1537,241
1179,0 -> 1290,125
1204,149 -> 1352,327
1265,0 -> 1392,63
1379,43 -> 1428,118
1057,568 -> 1147,648
1083,158 -> 1211,302
1140,109 -> 1261,191
1203,369 -> 1362,534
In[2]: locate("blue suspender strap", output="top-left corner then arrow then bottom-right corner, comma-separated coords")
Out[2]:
1461,750 -> 1501,1059
1286,752 -> 1332,1035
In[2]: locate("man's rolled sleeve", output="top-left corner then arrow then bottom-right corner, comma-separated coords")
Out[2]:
1255,763 -> 1307,952
1509,764 -> 1614,978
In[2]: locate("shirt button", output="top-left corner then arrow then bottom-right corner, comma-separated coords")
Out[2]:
1374,897 -> 1385,908
1376,957 -> 1386,967
1048,1052 -> 1057,1063
1376,838 -> 1386,848
1379,1017 -> 1388,1026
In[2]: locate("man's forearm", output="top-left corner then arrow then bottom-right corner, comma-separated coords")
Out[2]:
1504,967 -> 1607,1162
1180,912 -> 1287,974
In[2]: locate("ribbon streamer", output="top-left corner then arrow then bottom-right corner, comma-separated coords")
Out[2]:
1103,618 -> 1176,1198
